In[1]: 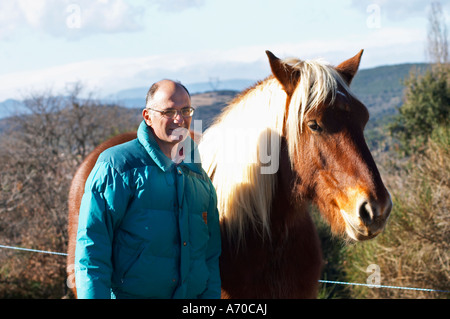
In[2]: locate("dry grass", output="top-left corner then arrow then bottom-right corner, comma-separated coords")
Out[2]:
344,127 -> 449,298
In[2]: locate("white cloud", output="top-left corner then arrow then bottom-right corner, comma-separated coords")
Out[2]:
0,0 -> 145,40
0,25 -> 427,103
0,0 -> 212,40
233,26 -> 426,68
0,50 -> 266,101
153,0 -> 206,12
350,0 -> 433,20
17,0 -> 47,28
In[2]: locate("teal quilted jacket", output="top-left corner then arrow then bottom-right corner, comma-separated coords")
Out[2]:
75,121 -> 221,299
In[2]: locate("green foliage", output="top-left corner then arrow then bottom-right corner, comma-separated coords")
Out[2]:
352,63 -> 429,123
389,66 -> 450,154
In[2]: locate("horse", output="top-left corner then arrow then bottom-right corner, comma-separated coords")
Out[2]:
66,50 -> 392,298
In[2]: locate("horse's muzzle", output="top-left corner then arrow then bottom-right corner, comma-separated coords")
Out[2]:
341,191 -> 392,241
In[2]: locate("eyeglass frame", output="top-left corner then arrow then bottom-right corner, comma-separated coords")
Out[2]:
146,106 -> 195,119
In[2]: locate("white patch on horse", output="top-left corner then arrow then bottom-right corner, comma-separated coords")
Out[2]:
336,90 -> 350,110
337,90 -> 347,99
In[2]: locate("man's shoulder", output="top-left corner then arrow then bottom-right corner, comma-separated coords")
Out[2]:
97,139 -> 151,173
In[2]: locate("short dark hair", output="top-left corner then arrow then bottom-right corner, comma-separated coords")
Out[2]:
145,79 -> 190,106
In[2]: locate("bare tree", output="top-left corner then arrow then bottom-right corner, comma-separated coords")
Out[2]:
0,83 -> 140,297
426,1 -> 449,65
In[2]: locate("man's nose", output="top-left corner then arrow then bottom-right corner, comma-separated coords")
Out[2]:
173,112 -> 184,123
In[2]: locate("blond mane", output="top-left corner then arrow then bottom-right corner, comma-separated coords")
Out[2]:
198,57 -> 351,245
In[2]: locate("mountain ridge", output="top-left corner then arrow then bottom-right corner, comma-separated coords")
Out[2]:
0,63 -> 429,124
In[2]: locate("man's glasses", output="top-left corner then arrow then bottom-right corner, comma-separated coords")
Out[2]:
147,107 -> 195,119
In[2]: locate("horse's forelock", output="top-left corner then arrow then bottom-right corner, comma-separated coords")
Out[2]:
285,58 -> 353,164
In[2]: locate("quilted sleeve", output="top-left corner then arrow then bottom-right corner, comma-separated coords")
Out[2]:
74,161 -> 131,299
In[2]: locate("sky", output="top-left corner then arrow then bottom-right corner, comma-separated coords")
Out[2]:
0,0 -> 448,103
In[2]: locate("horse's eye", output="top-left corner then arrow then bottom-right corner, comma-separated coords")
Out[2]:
307,120 -> 322,132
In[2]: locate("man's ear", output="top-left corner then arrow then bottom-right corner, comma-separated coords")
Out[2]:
142,108 -> 152,126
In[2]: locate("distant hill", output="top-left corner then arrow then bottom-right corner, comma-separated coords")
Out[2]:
186,63 -> 430,129
0,99 -> 24,119
351,63 -> 429,122
0,63 -> 430,131
103,63 -> 429,123
191,90 -> 238,130
105,79 -> 256,110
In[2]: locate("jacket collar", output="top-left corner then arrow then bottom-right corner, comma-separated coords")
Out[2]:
137,120 -> 203,175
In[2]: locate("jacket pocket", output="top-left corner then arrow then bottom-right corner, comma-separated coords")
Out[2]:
114,244 -> 145,284
117,253 -> 179,298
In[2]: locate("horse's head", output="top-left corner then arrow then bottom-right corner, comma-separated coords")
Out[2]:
267,50 -> 392,241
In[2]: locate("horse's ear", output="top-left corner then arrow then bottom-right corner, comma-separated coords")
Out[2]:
336,49 -> 364,85
266,50 -> 296,95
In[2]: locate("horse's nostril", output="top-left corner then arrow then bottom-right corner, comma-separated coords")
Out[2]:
359,201 -> 374,226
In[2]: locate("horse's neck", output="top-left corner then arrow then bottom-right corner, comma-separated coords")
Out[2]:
271,137 -> 305,222
220,138 -> 322,298
270,155 -> 310,244
225,139 -> 315,259
220,176 -> 321,298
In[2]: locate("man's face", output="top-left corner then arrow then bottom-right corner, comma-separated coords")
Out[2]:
143,82 -> 192,149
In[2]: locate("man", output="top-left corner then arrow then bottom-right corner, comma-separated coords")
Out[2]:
74,80 -> 221,299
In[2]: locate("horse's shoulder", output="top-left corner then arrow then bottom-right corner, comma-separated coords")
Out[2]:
97,138 -> 146,173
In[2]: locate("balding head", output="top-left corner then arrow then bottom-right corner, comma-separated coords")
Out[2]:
145,79 -> 190,108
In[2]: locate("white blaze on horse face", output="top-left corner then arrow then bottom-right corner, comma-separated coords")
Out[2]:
340,209 -> 361,241
342,187 -> 367,226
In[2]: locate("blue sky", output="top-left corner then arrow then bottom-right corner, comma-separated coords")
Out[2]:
0,0 -> 448,102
